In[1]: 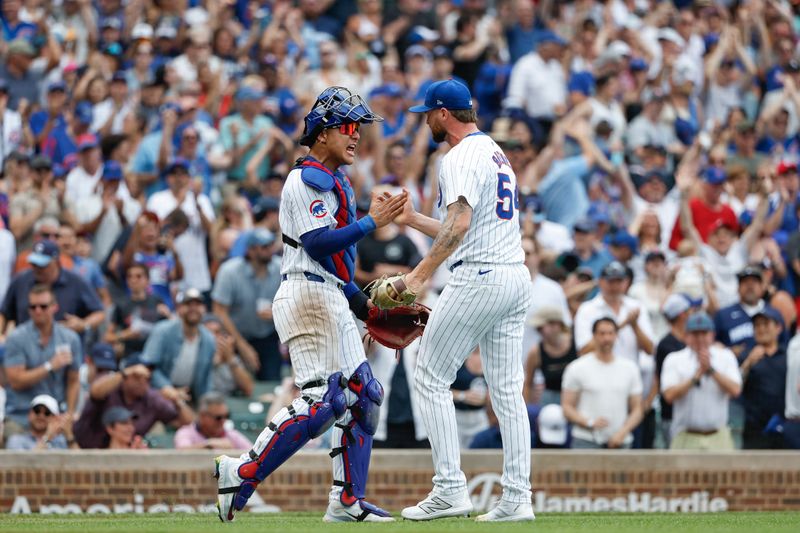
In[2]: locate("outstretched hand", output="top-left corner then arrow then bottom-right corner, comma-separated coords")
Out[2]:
369,190 -> 407,228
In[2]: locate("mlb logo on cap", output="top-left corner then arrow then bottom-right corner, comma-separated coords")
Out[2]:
409,79 -> 473,113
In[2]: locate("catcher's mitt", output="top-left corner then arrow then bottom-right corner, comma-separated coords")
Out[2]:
367,274 -> 417,310
365,304 -> 430,350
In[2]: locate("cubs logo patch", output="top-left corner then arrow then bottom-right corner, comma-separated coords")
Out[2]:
310,200 -> 328,218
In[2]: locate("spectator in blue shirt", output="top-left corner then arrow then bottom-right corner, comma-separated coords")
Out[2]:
2,284 -> 82,433
42,101 -> 94,166
5,394 -> 79,450
30,81 -> 68,146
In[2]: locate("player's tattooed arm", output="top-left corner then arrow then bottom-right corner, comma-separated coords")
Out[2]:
404,197 -> 472,292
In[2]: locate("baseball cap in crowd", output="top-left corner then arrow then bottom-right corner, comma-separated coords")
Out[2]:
409,79 -> 473,113
6,38 -> 36,57
658,28 -> 686,48
432,45 -> 451,60
537,30 -> 567,47
131,22 -> 154,41
30,154 -> 53,171
575,266 -> 595,282
600,261 -> 628,280
752,307 -> 783,324
47,80 -> 67,93
529,306 -> 567,329
77,133 -> 99,151
75,101 -> 94,125
685,311 -> 715,332
101,17 -> 122,30
111,71 -> 127,84
176,288 -> 204,305
776,161 -> 798,175
102,406 -> 137,427
90,343 -> 118,371
28,240 -> 60,267
567,71 -> 595,96
102,160 -> 123,181
607,231 -> 638,254
645,250 -> 666,263
155,25 -> 178,40
252,197 -> 280,222
587,202 -> 611,226
737,265 -> 763,281
537,404 -> 568,446
405,44 -> 432,61
236,86 -> 264,101
31,394 -> 60,416
247,228 -> 275,248
121,352 -> 153,371
165,157 -> 190,174
662,293 -> 692,320
372,83 -> 405,99
736,120 -> 756,134
703,166 -> 727,185
573,217 -> 597,234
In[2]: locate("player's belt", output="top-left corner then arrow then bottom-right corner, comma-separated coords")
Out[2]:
282,233 -> 302,248
281,272 -> 344,290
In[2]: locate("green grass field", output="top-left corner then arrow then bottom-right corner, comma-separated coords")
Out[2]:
1,512 -> 799,533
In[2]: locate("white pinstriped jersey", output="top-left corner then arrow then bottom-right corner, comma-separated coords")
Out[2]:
278,166 -> 347,285
438,132 -> 524,267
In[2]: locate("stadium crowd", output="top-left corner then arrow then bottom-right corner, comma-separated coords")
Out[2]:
0,0 -> 799,453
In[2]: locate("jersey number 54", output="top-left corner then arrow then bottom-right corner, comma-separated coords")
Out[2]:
496,173 -> 520,220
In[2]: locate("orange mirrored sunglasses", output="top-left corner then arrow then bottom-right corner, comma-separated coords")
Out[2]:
336,122 -> 360,135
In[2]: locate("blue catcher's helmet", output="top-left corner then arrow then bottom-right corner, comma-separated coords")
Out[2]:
299,86 -> 383,147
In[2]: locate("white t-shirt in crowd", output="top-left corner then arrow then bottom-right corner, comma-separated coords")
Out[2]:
661,345 -> 741,437
574,294 -> 655,365
700,240 -> 748,308
147,190 -> 216,292
562,353 -> 643,445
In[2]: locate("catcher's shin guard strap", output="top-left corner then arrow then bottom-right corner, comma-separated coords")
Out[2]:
346,361 -> 384,436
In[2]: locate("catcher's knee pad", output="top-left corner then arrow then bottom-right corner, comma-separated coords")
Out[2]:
346,361 -> 384,435
330,362 -> 383,505
233,372 -> 347,510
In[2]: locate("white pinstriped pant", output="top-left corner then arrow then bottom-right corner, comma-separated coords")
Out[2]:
271,276 -> 366,503
415,263 -> 532,504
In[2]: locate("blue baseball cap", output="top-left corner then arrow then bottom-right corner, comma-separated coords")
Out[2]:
166,157 -> 190,174
102,160 -> 123,181
90,343 -> 118,371
246,228 -> 275,248
567,71 -> 595,96
686,311 -> 715,332
102,406 -> 137,427
629,58 -> 648,72
47,80 -> 67,93
662,293 -> 692,320
573,217 -> 597,233
607,231 -> 638,253
704,167 -> 727,185
409,79 -> 473,113
537,30 -> 567,47
28,240 -> 60,267
75,101 -> 94,125
753,307 -> 783,325
236,86 -> 264,101
77,133 -> 99,151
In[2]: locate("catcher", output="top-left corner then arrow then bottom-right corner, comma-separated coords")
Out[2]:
214,87 -> 406,523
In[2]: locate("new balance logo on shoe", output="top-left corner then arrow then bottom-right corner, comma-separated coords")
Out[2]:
418,497 -> 453,514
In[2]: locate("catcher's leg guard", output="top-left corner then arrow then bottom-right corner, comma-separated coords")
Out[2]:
228,372 -> 347,511
329,361 -> 390,518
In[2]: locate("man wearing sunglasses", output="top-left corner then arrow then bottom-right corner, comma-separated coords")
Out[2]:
214,87 -> 406,523
174,391 -> 251,450
2,285 -> 81,440
5,394 -> 78,450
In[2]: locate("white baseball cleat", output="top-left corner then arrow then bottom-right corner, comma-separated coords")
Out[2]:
323,499 -> 395,522
475,501 -> 536,522
214,455 -> 244,523
401,491 -> 473,521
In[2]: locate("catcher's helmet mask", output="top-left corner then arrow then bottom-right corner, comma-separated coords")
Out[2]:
300,86 -> 384,147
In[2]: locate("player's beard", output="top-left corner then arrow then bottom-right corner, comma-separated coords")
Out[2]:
431,124 -> 446,143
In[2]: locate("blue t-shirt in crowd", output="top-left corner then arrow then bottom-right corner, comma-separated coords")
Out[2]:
132,251 -> 176,310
